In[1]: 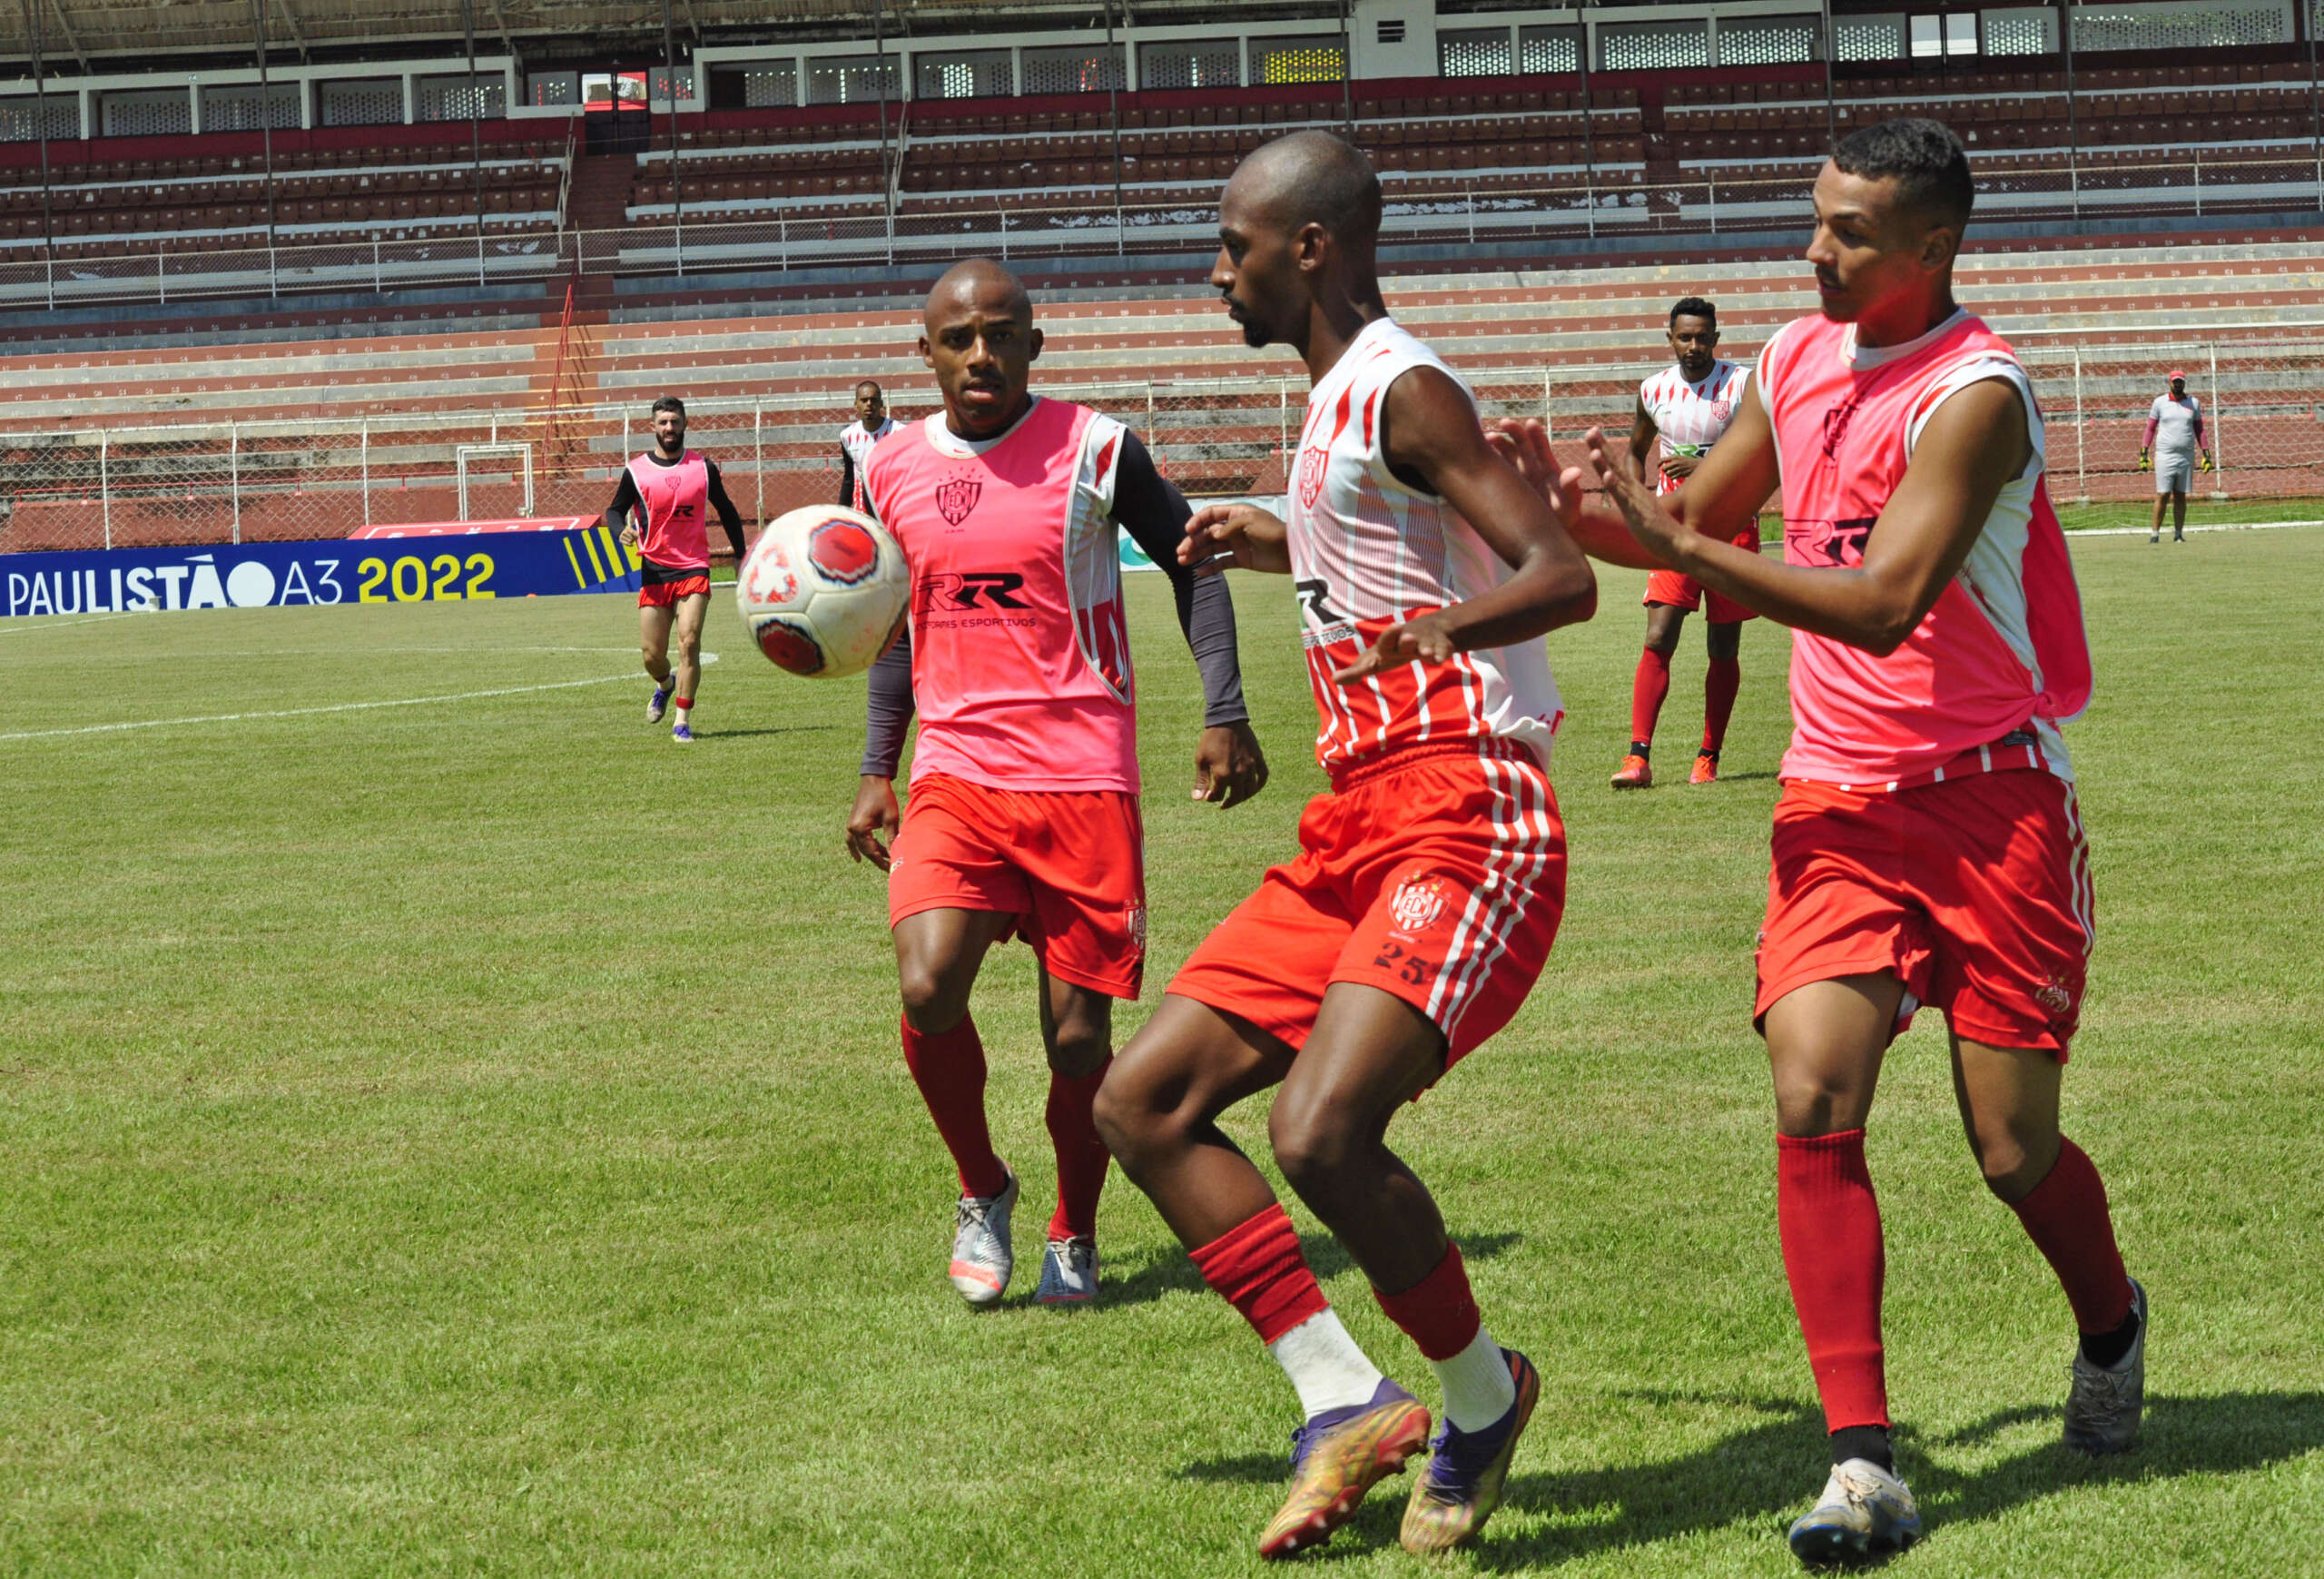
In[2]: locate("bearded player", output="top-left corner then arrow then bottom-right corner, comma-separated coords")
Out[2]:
1502,120 -> 2142,1566
847,260 -> 1266,1310
603,394 -> 747,743
1612,297 -> 1758,788
837,379 -> 896,516
1093,133 -> 1598,1560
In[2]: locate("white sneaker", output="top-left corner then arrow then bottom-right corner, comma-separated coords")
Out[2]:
947,1169 -> 1018,1306
1787,1457 -> 1922,1566
1033,1237 -> 1099,1306
2064,1277 -> 2147,1455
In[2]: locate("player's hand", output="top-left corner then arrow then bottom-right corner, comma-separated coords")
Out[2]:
1192,720 -> 1268,808
619,523 -> 640,547
1659,452 -> 1699,481
1482,418 -> 1587,534
1581,426 -> 1692,562
2200,452 -> 2214,472
2137,449 -> 2151,472
1334,609 -> 1459,684
846,775 -> 901,870
1183,502 -> 1292,576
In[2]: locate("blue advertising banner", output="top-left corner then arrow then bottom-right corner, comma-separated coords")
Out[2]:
0,526 -> 645,619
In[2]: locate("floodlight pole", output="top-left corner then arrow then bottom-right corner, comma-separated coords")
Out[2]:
464,0 -> 487,287
2307,0 -> 2321,208
661,0 -> 684,277
20,0 -> 54,310
2057,0 -> 2081,218
1819,0 -> 1837,147
1340,0 -> 1354,133
252,0 -> 279,296
872,0 -> 891,211
1105,0 -> 1126,256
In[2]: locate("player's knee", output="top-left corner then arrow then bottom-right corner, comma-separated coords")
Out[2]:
1089,1054 -> 1178,1168
1707,624 -> 1741,661
895,962 -> 968,1031
1267,1100 -> 1361,1200
1046,1021 -> 1110,1081
1769,1065 -> 1865,1138
1968,1120 -> 2054,1202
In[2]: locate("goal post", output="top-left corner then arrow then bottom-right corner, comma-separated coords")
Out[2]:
456,442 -> 536,521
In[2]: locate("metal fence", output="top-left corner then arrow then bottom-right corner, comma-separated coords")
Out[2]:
4,335 -> 2313,556
2,149 -> 2318,310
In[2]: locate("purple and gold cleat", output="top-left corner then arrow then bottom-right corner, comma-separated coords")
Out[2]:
1258,1379 -> 1432,1560
671,722 -> 694,743
1400,1349 -> 1541,1554
647,678 -> 674,723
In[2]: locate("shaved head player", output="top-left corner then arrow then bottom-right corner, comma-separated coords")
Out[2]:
1094,133 -> 1599,1560
848,260 -> 1268,1310
1499,120 -> 2143,1566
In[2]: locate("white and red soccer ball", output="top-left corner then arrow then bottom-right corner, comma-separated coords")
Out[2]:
734,505 -> 909,678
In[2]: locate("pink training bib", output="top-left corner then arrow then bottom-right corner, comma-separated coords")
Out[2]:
1756,311 -> 2093,787
625,449 -> 713,571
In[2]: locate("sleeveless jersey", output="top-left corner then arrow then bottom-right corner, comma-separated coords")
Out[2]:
1640,359 -> 1749,497
625,449 -> 713,572
862,398 -> 1145,794
840,416 -> 896,513
1755,309 -> 2093,788
1287,317 -> 1563,776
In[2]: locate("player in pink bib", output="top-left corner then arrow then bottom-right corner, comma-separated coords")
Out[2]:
1502,120 -> 2142,1566
601,395 -> 746,742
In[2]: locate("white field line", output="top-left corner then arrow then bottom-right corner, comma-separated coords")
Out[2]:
1,671 -> 641,743
0,612 -> 140,636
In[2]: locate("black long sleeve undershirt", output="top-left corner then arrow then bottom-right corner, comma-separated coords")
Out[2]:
603,453 -> 748,565
860,429 -> 1246,778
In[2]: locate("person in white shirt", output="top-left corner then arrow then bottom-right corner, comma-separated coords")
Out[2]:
1612,298 -> 1760,788
2139,370 -> 2210,543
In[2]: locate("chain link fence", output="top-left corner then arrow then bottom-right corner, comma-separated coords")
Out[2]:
3,335 -> 2316,555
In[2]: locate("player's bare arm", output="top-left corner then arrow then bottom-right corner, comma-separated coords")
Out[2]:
1336,365 -> 1596,683
1582,376 -> 2030,655
1626,396 -> 1660,485
1484,417 -> 1660,570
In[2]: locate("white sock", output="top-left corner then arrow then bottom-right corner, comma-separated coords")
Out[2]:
1267,1308 -> 1386,1420
1433,1324 -> 1517,1432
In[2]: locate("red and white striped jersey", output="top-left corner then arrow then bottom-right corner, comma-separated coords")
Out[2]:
1285,317 -> 1564,777
839,417 -> 896,513
1639,359 -> 1749,497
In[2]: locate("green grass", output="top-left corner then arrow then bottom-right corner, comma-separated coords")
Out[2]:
1,524 -> 2319,1576
2053,497 -> 2324,532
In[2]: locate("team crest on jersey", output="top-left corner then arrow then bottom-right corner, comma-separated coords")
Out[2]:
1709,400 -> 1732,422
1296,444 -> 1331,510
1388,875 -> 1456,935
936,474 -> 982,527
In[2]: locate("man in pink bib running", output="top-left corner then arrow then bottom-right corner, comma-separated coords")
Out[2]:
603,394 -> 747,742
1501,120 -> 2142,1567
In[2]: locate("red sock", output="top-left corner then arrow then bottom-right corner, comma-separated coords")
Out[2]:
898,1013 -> 1009,1200
1630,646 -> 1672,747
1372,1240 -> 1482,1362
1189,1203 -> 1328,1344
1777,1130 -> 1890,1430
2008,1137 -> 2134,1334
674,696 -> 693,710
1702,655 -> 1740,755
1045,1057 -> 1112,1243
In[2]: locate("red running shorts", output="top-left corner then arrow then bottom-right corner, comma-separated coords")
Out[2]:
1643,523 -> 1763,623
887,772 -> 1147,999
639,574 -> 712,608
1755,769 -> 2095,1055
1170,742 -> 1566,1072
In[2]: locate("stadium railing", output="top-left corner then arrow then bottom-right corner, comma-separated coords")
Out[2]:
0,146 -> 2315,310
5,338 -> 2314,557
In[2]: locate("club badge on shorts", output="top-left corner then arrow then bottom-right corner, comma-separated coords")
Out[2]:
1388,875 -> 1455,936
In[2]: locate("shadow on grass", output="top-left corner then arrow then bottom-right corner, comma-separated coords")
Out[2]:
1167,1389 -> 2324,1565
1460,1388 -> 2324,1570
698,725 -> 839,740
1102,1229 -> 1525,1315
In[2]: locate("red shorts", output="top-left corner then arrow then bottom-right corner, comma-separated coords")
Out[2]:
639,574 -> 711,608
1755,769 -> 2094,1054
1171,743 -> 1566,1071
887,773 -> 1147,999
1643,523 -> 1762,623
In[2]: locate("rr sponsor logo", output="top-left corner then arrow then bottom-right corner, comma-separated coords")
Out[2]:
1388,875 -> 1455,935
936,474 -> 983,527
916,570 -> 1029,611
1295,443 -> 1330,509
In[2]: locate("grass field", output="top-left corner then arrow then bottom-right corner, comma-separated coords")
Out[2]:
2,523 -> 2319,1576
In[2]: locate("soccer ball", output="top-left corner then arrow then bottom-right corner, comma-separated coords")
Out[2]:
734,505 -> 910,678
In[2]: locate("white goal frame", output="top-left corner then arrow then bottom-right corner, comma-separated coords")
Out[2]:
456,442 -> 535,520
